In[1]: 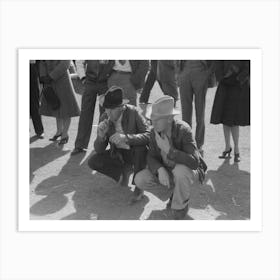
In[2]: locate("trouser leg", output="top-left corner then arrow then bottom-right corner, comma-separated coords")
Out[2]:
88,150 -> 125,182
178,72 -> 193,127
160,80 -> 179,102
140,60 -> 157,103
193,71 -> 208,149
134,168 -> 173,201
171,164 -> 196,210
74,82 -> 99,149
30,64 -> 44,135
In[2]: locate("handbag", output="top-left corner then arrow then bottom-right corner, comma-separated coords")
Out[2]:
42,85 -> 61,110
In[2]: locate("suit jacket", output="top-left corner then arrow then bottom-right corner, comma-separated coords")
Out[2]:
109,60 -> 149,90
147,119 -> 200,174
94,104 -> 150,154
75,60 -> 114,83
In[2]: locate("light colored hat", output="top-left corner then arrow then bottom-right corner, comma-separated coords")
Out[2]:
146,96 -> 180,120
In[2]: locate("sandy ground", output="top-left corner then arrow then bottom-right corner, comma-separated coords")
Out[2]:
30,83 -> 250,220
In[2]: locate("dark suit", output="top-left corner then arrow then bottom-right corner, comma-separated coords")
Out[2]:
74,60 -> 112,150
178,60 -> 215,149
88,104 -> 150,183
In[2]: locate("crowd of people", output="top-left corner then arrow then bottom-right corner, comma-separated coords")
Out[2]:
30,60 -> 250,219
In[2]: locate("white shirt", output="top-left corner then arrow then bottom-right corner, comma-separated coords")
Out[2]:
113,60 -> 132,72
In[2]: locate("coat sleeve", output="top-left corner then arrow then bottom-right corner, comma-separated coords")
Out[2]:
48,60 -> 71,81
147,131 -> 164,174
167,125 -> 200,170
38,60 -> 48,78
126,109 -> 151,146
93,112 -> 109,153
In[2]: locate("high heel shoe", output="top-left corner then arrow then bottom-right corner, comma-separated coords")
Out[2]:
218,147 -> 232,159
234,153 -> 240,163
49,133 -> 62,141
58,136 -> 69,145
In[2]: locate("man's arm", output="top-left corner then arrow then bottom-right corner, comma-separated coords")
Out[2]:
125,109 -> 151,146
48,60 -> 71,81
167,125 -> 200,170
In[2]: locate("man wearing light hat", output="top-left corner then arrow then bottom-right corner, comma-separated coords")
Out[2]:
88,86 -> 150,202
134,96 -> 207,219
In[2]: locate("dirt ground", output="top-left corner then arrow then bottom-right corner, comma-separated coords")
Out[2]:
29,83 -> 250,220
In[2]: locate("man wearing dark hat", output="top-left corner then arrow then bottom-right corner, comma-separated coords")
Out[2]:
134,96 -> 207,219
88,86 -> 150,202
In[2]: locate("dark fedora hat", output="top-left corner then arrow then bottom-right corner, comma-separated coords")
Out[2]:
102,86 -> 129,109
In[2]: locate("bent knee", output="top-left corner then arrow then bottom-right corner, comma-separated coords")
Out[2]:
88,153 -> 103,170
172,164 -> 194,180
134,169 -> 152,189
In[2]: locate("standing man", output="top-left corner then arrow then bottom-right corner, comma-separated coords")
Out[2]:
88,86 -> 150,202
30,60 -> 44,138
108,60 -> 149,106
71,60 -> 113,155
177,60 -> 215,156
134,96 -> 207,219
140,60 -> 179,104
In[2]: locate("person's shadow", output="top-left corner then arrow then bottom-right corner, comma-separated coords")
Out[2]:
190,159 -> 250,220
30,143 -> 70,183
30,151 -> 148,220
147,159 -> 250,220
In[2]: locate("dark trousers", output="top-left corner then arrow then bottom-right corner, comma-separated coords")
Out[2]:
30,64 -> 44,135
179,70 -> 209,149
88,146 -> 147,184
140,60 -> 158,103
74,81 -> 107,149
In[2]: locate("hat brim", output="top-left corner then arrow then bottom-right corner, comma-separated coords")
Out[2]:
145,105 -> 180,120
103,98 -> 130,109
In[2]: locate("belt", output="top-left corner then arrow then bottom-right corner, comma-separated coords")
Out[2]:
113,70 -> 132,74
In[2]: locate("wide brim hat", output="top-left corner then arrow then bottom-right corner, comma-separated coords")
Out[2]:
101,86 -> 129,109
145,96 -> 180,120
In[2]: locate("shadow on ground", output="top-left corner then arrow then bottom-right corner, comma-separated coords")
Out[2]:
30,151 -> 148,220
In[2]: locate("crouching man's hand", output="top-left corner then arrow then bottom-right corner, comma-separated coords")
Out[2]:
97,119 -> 109,139
158,167 -> 171,189
109,133 -> 127,145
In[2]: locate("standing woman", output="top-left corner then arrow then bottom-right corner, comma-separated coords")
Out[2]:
39,60 -> 80,144
210,60 -> 250,162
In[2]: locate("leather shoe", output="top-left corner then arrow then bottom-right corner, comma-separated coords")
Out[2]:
71,147 -> 86,156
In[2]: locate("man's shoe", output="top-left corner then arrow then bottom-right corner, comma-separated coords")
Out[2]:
166,193 -> 174,209
128,187 -> 144,205
71,147 -> 86,156
36,133 -> 44,139
172,204 -> 189,220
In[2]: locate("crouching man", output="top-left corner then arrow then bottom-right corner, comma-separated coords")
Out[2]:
134,96 -> 207,219
88,86 -> 150,202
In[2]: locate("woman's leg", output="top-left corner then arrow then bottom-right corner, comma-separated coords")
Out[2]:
56,118 -> 63,135
61,117 -> 71,138
223,124 -> 232,151
231,126 -> 240,154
